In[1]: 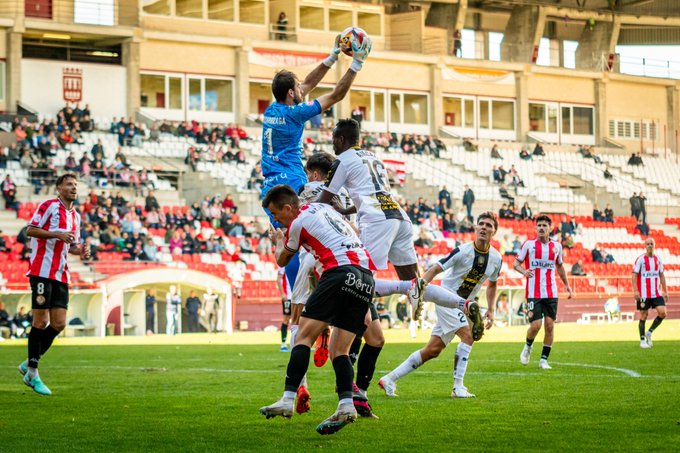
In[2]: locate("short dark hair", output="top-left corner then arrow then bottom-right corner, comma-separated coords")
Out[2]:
333,119 -> 360,146
477,211 -> 498,230
535,214 -> 552,225
56,173 -> 77,187
262,184 -> 299,210
305,152 -> 335,176
272,70 -> 297,103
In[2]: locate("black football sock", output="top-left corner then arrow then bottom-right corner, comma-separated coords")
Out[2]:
284,345 -> 310,393
39,326 -> 61,358
649,317 -> 664,332
526,337 -> 535,347
27,327 -> 44,369
638,320 -> 646,340
333,355 -> 354,401
356,344 -> 382,392
540,345 -> 552,360
349,335 -> 363,365
280,323 -> 288,344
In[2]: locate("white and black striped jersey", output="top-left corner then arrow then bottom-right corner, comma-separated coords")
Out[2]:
325,147 -> 409,224
299,180 -> 356,226
436,242 -> 503,300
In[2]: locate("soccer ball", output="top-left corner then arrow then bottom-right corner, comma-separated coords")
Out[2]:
338,27 -> 369,57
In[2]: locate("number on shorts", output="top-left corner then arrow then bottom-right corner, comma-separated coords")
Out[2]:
37,282 -> 45,295
527,300 -> 534,310
458,311 -> 466,323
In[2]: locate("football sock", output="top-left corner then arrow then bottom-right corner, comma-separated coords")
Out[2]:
284,345 -> 310,393
453,342 -> 472,389
388,350 -> 423,382
280,323 -> 288,344
338,397 -> 353,407
374,279 -> 411,297
289,324 -> 298,348
349,335 -> 363,365
356,344 -> 382,391
424,285 -> 465,310
526,337 -> 535,347
638,320 -> 646,340
649,317 -> 663,332
40,325 -> 61,357
27,327 -> 43,370
332,355 -> 354,401
541,345 -> 552,360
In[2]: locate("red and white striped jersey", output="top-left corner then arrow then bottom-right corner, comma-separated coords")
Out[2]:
277,266 -> 292,300
517,239 -> 563,299
633,254 -> 664,299
26,198 -> 81,283
285,203 -> 376,275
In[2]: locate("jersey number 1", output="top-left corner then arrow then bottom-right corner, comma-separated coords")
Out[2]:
264,129 -> 274,156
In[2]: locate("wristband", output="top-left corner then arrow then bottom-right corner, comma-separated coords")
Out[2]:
350,59 -> 363,72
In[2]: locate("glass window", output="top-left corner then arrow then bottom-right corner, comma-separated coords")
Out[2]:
140,74 -> 166,108
491,100 -> 514,130
189,79 -> 202,111
0,62 -> 5,100
240,0 -> 264,24
479,100 -> 489,129
529,103 -> 546,132
443,97 -> 462,126
208,0 -> 233,21
488,32 -> 503,62
176,0 -> 203,18
404,94 -> 428,124
350,90 -> 371,121
464,99 -> 474,128
536,37 -> 550,66
461,29 -> 476,59
74,0 -> 114,25
142,0 -> 170,15
205,79 -> 233,112
169,77 -> 182,109
374,92 -> 385,122
548,105 -> 558,133
562,106 -> 571,134
358,12 -> 381,36
299,6 -> 323,30
390,93 -> 401,124
608,120 -> 616,137
329,9 -> 352,32
573,106 -> 594,135
563,40 -> 578,69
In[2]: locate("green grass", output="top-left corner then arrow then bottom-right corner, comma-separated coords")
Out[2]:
1,340 -> 679,452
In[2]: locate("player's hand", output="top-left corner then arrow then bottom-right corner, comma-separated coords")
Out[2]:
633,291 -> 640,302
273,227 -> 285,244
523,269 -> 534,279
323,34 -> 342,67
565,285 -> 573,299
81,243 -> 91,261
484,310 -> 494,330
54,231 -> 75,244
350,35 -> 372,72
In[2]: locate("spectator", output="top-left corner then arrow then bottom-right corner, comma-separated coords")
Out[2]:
603,166 -> 613,179
0,230 -> 8,252
519,147 -> 532,160
490,144 -> 503,159
638,191 -> 647,223
1,175 -> 17,210
635,219 -> 650,236
351,106 -> 363,129
560,216 -> 579,237
11,306 -> 31,338
453,29 -> 462,57
604,297 -> 621,322
462,184 -> 475,221
628,152 -> 643,166
276,11 -> 288,40
413,226 -> 433,248
145,190 -> 160,212
499,183 -> 515,203
520,202 -> 533,220
492,165 -> 503,183
143,238 -> 159,261
591,244 -> 605,263
438,185 -> 451,210
571,259 -> 587,276
501,235 -> 515,256
0,301 -> 10,340
512,236 -> 522,255
509,165 -> 524,188
145,289 -> 156,335
533,143 -> 545,156
166,286 -> 181,335
463,138 -> 478,152
64,152 -> 78,172
629,192 -> 641,219
604,204 -> 614,223
563,232 -> 574,249
593,206 -> 604,222
185,290 -> 202,333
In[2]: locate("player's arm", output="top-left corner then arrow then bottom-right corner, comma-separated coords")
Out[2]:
421,262 -> 443,285
485,280 -> 498,328
300,35 -> 341,96
27,225 -> 74,243
512,258 -> 533,278
660,271 -> 669,303
318,190 -> 357,215
631,272 -> 640,300
555,262 -> 573,298
316,69 -> 357,112
273,225 -> 298,267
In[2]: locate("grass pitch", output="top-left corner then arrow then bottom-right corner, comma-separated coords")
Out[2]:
1,323 -> 679,452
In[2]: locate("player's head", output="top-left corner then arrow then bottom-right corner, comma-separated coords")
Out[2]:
644,237 -> 655,255
272,70 -> 302,104
332,119 -> 360,154
305,152 -> 335,181
475,211 -> 498,245
262,184 -> 300,227
56,173 -> 78,202
535,214 -> 552,240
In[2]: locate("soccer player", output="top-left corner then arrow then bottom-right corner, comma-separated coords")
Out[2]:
18,174 -> 90,395
378,212 -> 502,398
259,185 -> 376,435
277,266 -> 292,351
319,119 -> 422,415
632,238 -> 668,348
514,215 -> 572,369
261,34 -> 372,299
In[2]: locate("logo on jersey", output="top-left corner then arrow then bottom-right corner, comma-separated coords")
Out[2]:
641,271 -> 659,278
32,213 -> 41,223
530,259 -> 556,270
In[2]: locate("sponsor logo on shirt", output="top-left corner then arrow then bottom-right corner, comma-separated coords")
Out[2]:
263,116 -> 286,125
642,271 -> 659,278
530,259 -> 555,270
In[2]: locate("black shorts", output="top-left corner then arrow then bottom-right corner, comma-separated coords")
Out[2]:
282,299 -> 292,316
526,298 -> 558,321
302,265 -> 374,335
637,297 -> 665,311
30,276 -> 69,310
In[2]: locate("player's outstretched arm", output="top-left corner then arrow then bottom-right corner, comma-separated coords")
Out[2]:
300,35 -> 341,96
316,35 -> 371,111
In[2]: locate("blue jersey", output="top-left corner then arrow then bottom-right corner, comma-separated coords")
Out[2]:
261,100 -> 322,195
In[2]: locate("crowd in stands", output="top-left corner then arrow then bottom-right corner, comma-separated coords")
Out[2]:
0,301 -> 31,340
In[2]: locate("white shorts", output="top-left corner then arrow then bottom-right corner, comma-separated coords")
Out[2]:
431,305 -> 469,346
291,251 -> 316,305
360,219 -> 417,270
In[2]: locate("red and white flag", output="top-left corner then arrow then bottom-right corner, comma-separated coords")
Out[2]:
382,159 -> 406,185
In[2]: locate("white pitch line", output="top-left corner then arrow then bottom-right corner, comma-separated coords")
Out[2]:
483,359 -> 641,378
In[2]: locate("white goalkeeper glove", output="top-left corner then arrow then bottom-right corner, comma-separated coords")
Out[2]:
350,35 -> 372,72
323,34 -> 342,67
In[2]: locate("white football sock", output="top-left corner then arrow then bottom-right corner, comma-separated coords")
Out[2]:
387,350 -> 424,382
425,285 -> 465,310
374,279 -> 411,297
283,391 -> 296,400
27,367 -> 38,379
453,342 -> 473,388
